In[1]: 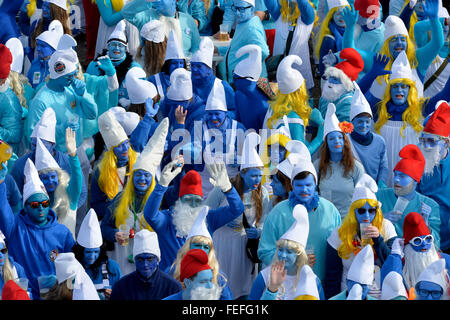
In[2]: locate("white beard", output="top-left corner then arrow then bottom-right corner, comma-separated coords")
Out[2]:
172,200 -> 203,238
321,81 -> 348,102
0,79 -> 10,93
190,283 -> 222,300
420,145 -> 442,177
403,244 -> 440,289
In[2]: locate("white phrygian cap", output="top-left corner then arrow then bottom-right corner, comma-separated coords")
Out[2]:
323,103 -> 342,139
191,37 -> 214,69
35,137 -> 60,171
416,258 -> 448,290
327,0 -> 349,10
23,159 -> 48,205
133,229 -> 161,261
140,20 -> 165,43
234,44 -> 262,82
280,204 -> 309,247
389,50 -> 414,82
289,141 -> 316,182
295,265 -> 320,299
107,20 -> 128,45
47,0 -> 68,10
166,68 -> 193,101
125,67 -> 158,104
49,34 -> 78,79
347,245 -> 374,285
383,15 -> 409,42
240,132 -> 264,170
37,20 -> 64,50
274,140 -> 309,179
277,55 -> 305,94
108,106 -> 141,137
165,29 -> 185,61
351,173 -> 378,203
381,271 -> 408,300
187,206 -> 212,240
205,79 -> 227,112
77,208 -> 103,249
350,82 -> 372,121
347,283 -> 363,300
31,108 -> 57,143
5,38 -> 24,74
98,110 -> 129,150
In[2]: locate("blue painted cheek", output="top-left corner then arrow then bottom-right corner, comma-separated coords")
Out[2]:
190,243 -> 210,255
333,11 -> 346,27
327,132 -> 344,153
271,177 -> 287,197
0,252 -> 5,267
393,171 -> 413,187
390,85 -> 409,105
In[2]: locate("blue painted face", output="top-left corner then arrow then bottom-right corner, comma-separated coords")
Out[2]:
190,269 -> 214,289
240,167 -> 263,191
39,170 -> 59,193
113,140 -> 130,164
191,62 -> 212,81
346,279 -> 370,300
390,82 -> 410,105
268,144 -> 287,165
133,169 -> 152,194
54,70 -> 77,88
389,35 -> 408,60
327,131 -> 344,154
333,8 -> 346,27
205,110 -> 227,129
36,40 -> 55,60
31,138 -> 55,155
277,246 -> 297,271
414,0 -> 426,20
410,234 -> 433,253
327,76 -> 342,85
352,115 -> 372,136
154,0 -> 177,17
419,132 -> 447,157
190,242 -> 211,255
0,242 -> 6,267
135,253 -> 159,279
416,280 -> 443,300
180,194 -> 203,208
107,41 -> 127,61
169,60 -> 185,75
25,193 -> 51,227
271,173 -> 288,198
292,174 -> 316,205
355,202 -> 377,224
83,247 -> 101,266
393,170 -> 416,195
42,1 -> 51,19
232,0 -> 254,23
232,75 -> 256,90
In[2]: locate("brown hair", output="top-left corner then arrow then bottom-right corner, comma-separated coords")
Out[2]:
318,133 -> 355,182
31,3 -> 72,49
271,170 -> 292,206
136,38 -> 168,77
230,168 -> 264,226
128,96 -> 160,119
41,280 -> 73,300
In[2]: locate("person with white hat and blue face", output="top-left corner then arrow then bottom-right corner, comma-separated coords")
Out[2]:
0,159 -> 75,300
137,19 -> 167,77
110,229 -> 182,300
72,208 -> 122,300
0,235 -> 27,298
414,258 -> 449,300
249,204 -> 325,300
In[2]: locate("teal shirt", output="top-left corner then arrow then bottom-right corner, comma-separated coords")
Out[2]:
375,189 -> 441,248
67,154 -> 83,210
257,198 -> 342,281
0,88 -> 24,154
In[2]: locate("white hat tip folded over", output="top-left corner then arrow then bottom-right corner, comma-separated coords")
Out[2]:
381,271 -> 408,300
295,265 -> 320,299
77,208 -> 103,249
167,68 -> 193,101
240,132 -> 264,170
350,82 -> 372,121
35,137 -> 60,171
390,50 -> 413,82
191,37 -> 214,69
347,245 -> 374,285
141,20 -> 165,43
5,38 -> 24,74
133,229 -> 161,261
98,110 -> 129,150
234,44 -> 262,82
384,15 -> 409,42
277,55 -> 305,94
351,173 -> 378,203
280,204 -> 309,247
187,206 -> 211,240
347,283 -> 363,300
416,258 -> 447,290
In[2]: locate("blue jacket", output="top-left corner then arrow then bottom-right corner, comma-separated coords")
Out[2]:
5,173 -> 22,214
0,182 -> 75,300
0,0 -> 22,43
0,88 -> 24,154
27,59 -> 50,89
176,0 -> 208,32
143,183 -> 245,271
85,258 -> 122,299
129,114 -> 159,153
234,80 -> 269,132
163,94 -> 206,133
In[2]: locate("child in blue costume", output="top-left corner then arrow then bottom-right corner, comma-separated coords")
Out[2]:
121,0 -> 200,58
0,238 -> 27,298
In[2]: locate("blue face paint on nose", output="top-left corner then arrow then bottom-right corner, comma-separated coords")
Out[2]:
240,168 -> 263,191
191,62 -> 212,81
133,169 -> 153,194
333,8 -> 346,27
190,242 -> 211,255
292,174 -> 316,204
31,138 -> 55,155
327,131 -> 344,154
355,202 -> 377,224
393,170 -> 413,188
113,140 -> 130,164
135,253 -> 159,279
36,40 -> 56,60
416,280 -> 443,300
39,170 -> 59,193
233,0 -> 254,23
410,234 -> 433,253
83,247 -> 101,266
389,35 -> 408,59
169,59 -> 185,75
107,41 -> 127,61
327,76 -> 342,85
271,174 -> 288,198
25,193 -> 51,227
191,269 -> 214,289
205,110 -> 227,129
390,82 -> 409,105
180,194 -> 204,208
352,115 -> 372,136
277,247 -> 297,270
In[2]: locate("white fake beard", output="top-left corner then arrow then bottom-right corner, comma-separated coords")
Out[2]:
190,283 -> 222,300
0,79 -> 10,93
321,81 -> 348,102
403,244 -> 440,289
420,144 -> 442,177
172,200 -> 202,238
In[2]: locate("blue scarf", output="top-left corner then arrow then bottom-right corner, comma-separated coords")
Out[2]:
351,130 -> 373,146
288,190 -> 320,212
386,101 -> 408,121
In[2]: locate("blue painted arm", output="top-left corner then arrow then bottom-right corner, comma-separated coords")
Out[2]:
398,3 -> 414,30
297,0 -> 315,25
143,183 -> 172,232
319,36 -> 337,75
100,201 -> 119,243
129,114 -> 157,153
66,154 -> 83,210
96,0 -> 124,27
207,187 -> 245,232
416,17 -> 445,78
262,0 -> 281,21
248,272 -> 268,300
0,182 -> 17,240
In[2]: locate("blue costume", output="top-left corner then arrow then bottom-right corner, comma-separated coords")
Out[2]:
234,78 -> 269,131
319,91 -> 354,122
0,256 -> 26,295
319,22 -> 346,75
176,0 -> 208,33
84,258 -> 122,299
0,88 -> 24,155
0,0 -> 23,44
4,174 -> 22,214
161,94 -> 206,134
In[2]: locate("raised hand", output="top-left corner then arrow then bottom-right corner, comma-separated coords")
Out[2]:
206,161 -> 232,193
97,56 -> 116,76
245,226 -> 260,239
322,50 -> 337,67
268,260 -> 287,293
424,0 -> 439,19
71,78 -> 86,96
65,127 -> 77,157
310,108 -> 324,126
175,105 -> 188,125
371,53 -> 392,77
391,237 -> 405,258
159,155 -> 184,187
145,97 -> 159,117
341,6 -> 358,28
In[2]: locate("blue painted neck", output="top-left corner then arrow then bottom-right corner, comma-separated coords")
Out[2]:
329,151 -> 343,162
47,79 -> 65,92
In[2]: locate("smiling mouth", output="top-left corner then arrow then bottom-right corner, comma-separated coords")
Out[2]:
396,94 -> 404,99
300,194 -> 309,197
395,48 -> 403,52
335,145 -> 342,148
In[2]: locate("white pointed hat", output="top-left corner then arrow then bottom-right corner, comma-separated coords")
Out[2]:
242,0 -> 255,6
23,159 -> 48,205
37,20 -> 64,50
289,143 -> 316,183
77,208 -> 103,249
108,106 -> 141,136
5,38 -> 24,74
286,140 -> 310,159
57,34 -> 77,51
323,103 -> 342,139
125,67 -> 158,104
187,206 -> 211,240
351,173 -> 378,203
381,271 -> 408,300
275,153 -> 302,179
350,82 -> 372,121
234,44 -> 262,82
107,20 -> 128,45
327,0 -> 349,10
47,0 -> 68,10
347,283 -> 363,300
280,204 -> 309,247
140,20 -> 165,43
274,140 -> 309,178
384,15 -> 409,42
191,37 -> 214,69
30,108 -> 57,143
133,229 -> 161,261
295,265 -> 320,299
49,35 -> 78,79
240,132 -> 264,170
98,110 -> 129,150
416,258 -> 447,290
165,30 -> 185,61
205,80 -> 227,112
166,68 -> 193,101
277,55 -> 305,94
347,245 -> 374,285
390,50 -> 413,81
133,118 -> 169,175
35,137 -> 60,171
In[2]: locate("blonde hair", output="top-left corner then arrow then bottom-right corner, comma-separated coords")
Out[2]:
337,198 -> 385,260
374,78 -> 425,136
2,255 -> 16,285
8,71 -> 29,109
113,169 -> 156,229
39,167 -> 71,221
280,0 -> 318,26
97,146 -> 138,200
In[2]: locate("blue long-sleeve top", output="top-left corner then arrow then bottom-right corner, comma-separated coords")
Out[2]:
90,167 -> 119,221
85,258 -> 122,296
0,182 -> 75,299
129,114 -> 159,153
27,59 -> 50,89
143,183 -> 245,271
96,0 -> 124,27
234,80 -> 269,132
163,94 -> 206,134
5,174 -> 22,214
0,88 -> 24,155
263,0 -> 315,25
65,154 -> 83,211
148,72 -> 171,100
0,0 -> 22,43
176,0 -> 208,32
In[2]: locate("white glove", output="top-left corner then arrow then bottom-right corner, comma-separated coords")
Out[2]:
420,202 -> 431,224
65,127 -> 77,157
206,161 -> 232,193
391,238 -> 404,258
322,50 -> 337,67
159,156 -> 184,187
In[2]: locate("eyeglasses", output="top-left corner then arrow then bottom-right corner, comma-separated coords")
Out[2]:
417,288 -> 443,299
28,200 -> 50,209
356,208 -> 377,215
419,136 -> 441,147
231,4 -> 252,12
410,235 -> 433,247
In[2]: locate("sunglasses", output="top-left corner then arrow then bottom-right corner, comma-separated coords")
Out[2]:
417,288 -> 443,299
231,4 -> 252,12
28,200 -> 50,209
356,208 -> 377,215
410,235 -> 433,247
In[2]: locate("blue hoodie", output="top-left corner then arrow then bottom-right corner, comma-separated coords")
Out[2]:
0,183 -> 75,299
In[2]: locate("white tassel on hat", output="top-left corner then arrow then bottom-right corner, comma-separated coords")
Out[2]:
274,140 -> 309,179
416,258 -> 447,291
133,118 -> 169,176
350,82 -> 372,121
140,20 -> 165,43
234,44 -> 262,82
323,103 -> 342,139
191,37 -> 214,69
108,107 -> 141,136
389,50 -> 414,82
277,55 -> 305,94
98,110 -> 129,150
35,137 -> 60,172
37,20 -> 64,50
133,229 -> 161,261
165,30 -> 185,61
187,206 -> 211,240
30,108 -> 57,143
125,67 -> 158,104
295,265 -> 320,299
383,15 -> 409,42
351,173 -> 378,203
347,245 -> 374,285
107,20 -> 128,45
381,271 -> 408,300
240,132 -> 264,170
205,79 -> 227,112
23,159 -> 48,205
280,204 -> 309,247
166,68 -> 193,101
288,142 -> 316,183
77,208 -> 103,249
